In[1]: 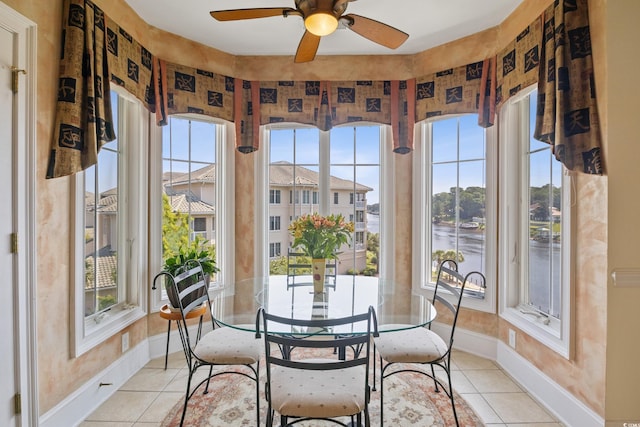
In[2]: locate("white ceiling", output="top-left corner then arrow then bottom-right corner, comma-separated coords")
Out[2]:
124,0 -> 524,57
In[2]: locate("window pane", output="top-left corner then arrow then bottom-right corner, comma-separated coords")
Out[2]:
270,129 -> 294,163
526,90 -> 562,319
355,126 -> 380,164
459,115 -> 486,161
84,106 -> 120,317
432,119 -> 458,163
330,127 -> 354,164
294,128 -> 319,165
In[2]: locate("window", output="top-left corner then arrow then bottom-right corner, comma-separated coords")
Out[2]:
270,189 -> 281,204
72,88 -> 148,356
270,242 -> 281,258
161,116 -> 218,278
265,125 -> 385,278
499,88 -> 572,357
350,192 -> 354,204
413,114 -> 497,313
193,218 -> 206,232
150,116 -> 234,310
270,216 -> 281,231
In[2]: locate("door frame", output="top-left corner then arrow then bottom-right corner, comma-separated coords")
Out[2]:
1,3 -> 38,426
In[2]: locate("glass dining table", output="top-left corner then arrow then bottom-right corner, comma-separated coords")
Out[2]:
209,275 -> 437,336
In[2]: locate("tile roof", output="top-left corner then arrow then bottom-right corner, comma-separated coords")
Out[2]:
165,192 -> 215,214
269,161 -> 372,191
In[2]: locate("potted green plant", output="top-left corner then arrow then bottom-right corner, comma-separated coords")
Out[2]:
162,239 -> 219,309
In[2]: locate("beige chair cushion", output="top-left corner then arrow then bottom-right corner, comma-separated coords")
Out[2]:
374,327 -> 448,364
269,358 -> 367,418
193,327 -> 262,365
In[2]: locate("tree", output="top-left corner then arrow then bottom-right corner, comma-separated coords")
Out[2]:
161,193 -> 191,261
432,249 -> 465,265
269,256 -> 288,275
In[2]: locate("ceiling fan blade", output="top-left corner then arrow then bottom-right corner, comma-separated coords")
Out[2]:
342,14 -> 409,49
295,31 -> 321,63
210,8 -> 298,21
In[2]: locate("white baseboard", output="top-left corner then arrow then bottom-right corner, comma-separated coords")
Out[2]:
432,323 -> 603,427
431,322 -> 498,361
496,341 -> 604,427
39,323 -> 209,427
39,340 -> 150,427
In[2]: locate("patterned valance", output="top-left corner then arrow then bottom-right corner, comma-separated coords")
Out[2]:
415,60 -> 490,122
49,0 -> 602,178
232,79 -> 416,153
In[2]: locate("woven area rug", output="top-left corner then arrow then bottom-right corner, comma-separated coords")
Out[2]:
162,350 -> 483,426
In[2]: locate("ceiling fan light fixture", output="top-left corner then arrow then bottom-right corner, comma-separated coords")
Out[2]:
304,11 -> 338,36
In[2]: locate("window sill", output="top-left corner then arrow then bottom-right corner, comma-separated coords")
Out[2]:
418,283 -> 493,314
501,306 -> 570,359
73,305 -> 146,357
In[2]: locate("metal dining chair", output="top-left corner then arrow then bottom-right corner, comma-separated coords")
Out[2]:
258,306 -> 378,427
373,260 -> 485,427
154,260 -> 262,426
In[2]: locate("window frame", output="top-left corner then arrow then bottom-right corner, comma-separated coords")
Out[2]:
149,117 -> 235,312
412,116 -> 498,314
256,123 -> 395,281
498,87 -> 574,358
71,88 -> 148,357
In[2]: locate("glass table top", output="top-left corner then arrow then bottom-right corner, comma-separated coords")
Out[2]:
210,275 -> 437,335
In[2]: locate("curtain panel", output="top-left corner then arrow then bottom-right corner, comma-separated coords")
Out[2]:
534,0 -> 603,174
47,0 -> 115,179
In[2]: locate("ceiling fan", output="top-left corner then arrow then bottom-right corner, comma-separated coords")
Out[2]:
210,0 -> 409,63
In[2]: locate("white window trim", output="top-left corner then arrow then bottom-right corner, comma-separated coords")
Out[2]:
498,88 -> 574,359
149,118 -> 234,311
412,119 -> 497,313
71,88 -> 148,357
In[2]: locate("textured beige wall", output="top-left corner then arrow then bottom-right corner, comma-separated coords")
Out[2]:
3,0 -> 610,418
605,0 -> 640,423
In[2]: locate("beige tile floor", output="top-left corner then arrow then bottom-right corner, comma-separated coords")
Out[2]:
80,350 -> 564,427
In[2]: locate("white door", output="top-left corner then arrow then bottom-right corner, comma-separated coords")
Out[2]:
0,24 -> 18,427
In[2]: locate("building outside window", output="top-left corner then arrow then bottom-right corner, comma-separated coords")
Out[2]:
270,216 -> 281,231
270,189 -> 281,204
270,242 -> 281,258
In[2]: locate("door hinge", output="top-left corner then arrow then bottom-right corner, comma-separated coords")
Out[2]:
11,67 -> 27,94
11,233 -> 18,254
14,392 -> 21,415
